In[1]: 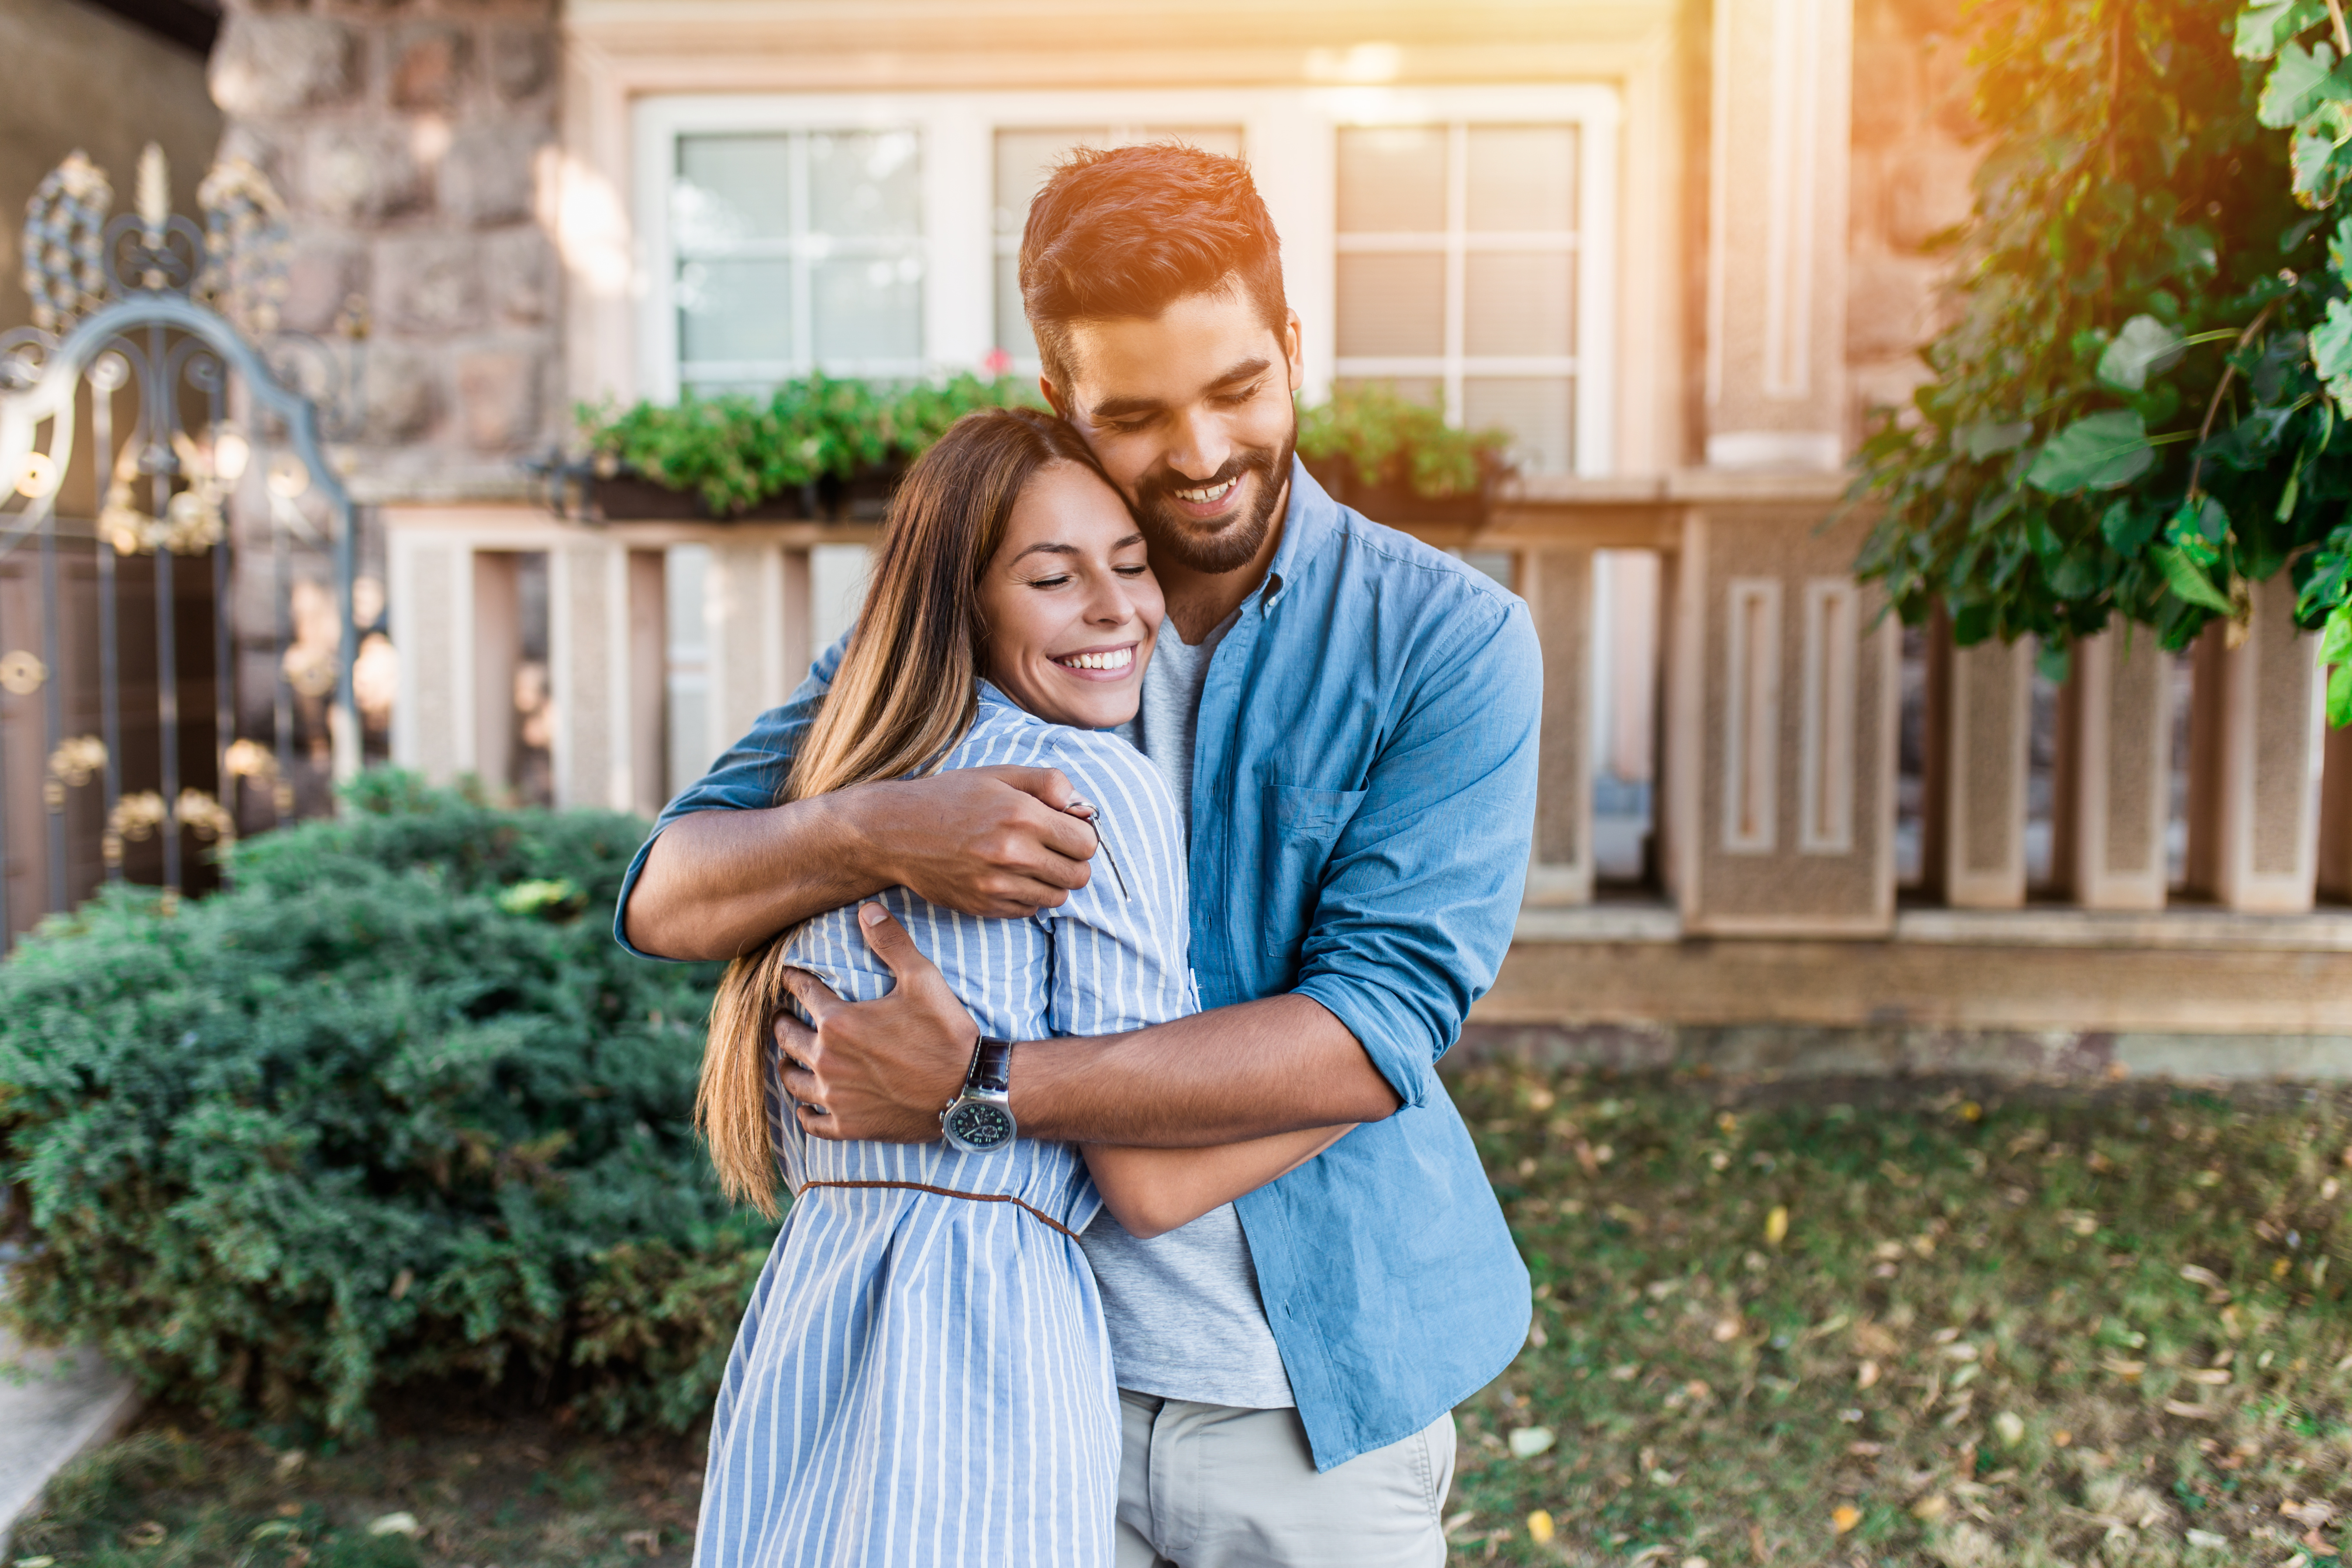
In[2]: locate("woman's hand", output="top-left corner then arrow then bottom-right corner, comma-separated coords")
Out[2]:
776,903 -> 981,1142
1083,1126 -> 1358,1239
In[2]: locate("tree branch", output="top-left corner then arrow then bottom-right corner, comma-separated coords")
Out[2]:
2186,300 -> 2284,500
2329,0 -> 2351,59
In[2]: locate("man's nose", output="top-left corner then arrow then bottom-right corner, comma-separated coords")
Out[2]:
1166,405 -> 1233,480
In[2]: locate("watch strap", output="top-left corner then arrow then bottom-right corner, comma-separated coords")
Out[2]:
969,1036 -> 1013,1096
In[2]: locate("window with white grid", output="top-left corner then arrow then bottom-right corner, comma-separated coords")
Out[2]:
635,87 -> 1616,475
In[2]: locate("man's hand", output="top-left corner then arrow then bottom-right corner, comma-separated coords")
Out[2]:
776,903 -> 979,1141
869,766 -> 1098,919
624,764 -> 1100,959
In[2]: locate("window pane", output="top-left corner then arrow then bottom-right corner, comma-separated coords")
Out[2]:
1337,127 -> 1446,233
1464,376 -> 1574,475
812,256 -> 923,361
994,253 -> 1037,362
1336,375 -> 1443,408
678,258 -> 793,365
808,130 -> 921,239
1336,253 -> 1444,357
1466,126 -> 1576,232
676,134 -> 793,248
995,128 -> 1110,233
1465,252 -> 1574,358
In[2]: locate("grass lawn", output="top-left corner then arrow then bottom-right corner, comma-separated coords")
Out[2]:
16,1067 -> 2352,1568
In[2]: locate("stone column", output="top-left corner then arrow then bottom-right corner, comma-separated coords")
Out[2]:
700,544 -> 802,768
386,529 -> 465,783
1524,548 -> 1594,904
207,0 -> 562,500
1704,0 -> 1854,471
2184,574 -> 2325,912
1667,499 -> 1898,934
626,550 -> 668,820
1924,631 -> 2032,908
2058,628 -> 2173,910
2321,713 -> 2352,903
470,551 -> 520,792
548,540 -> 633,812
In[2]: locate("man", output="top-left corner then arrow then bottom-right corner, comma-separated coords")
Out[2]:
620,144 -> 1539,1567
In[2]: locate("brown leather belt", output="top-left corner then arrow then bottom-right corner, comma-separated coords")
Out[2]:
797,1179 -> 1082,1243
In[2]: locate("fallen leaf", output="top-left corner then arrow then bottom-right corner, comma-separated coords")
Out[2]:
367,1514 -> 420,1538
2185,1528 -> 2229,1549
1610,1362 -> 1642,1381
1508,1426 -> 1556,1458
124,1523 -> 167,1549
1526,1509 -> 1555,1544
2183,1367 -> 2231,1385
2101,1358 -> 2146,1379
1857,1359 -> 1881,1389
1912,1495 -> 1950,1521
1831,1504 -> 1862,1534
621,1530 -> 662,1557
2164,1399 -> 2220,1418
1712,1314 -> 1744,1343
1994,1411 -> 2025,1447
273,1451 -> 306,1479
1765,1206 -> 1789,1245
2180,1264 -> 2223,1288
1442,1510 -> 1478,1540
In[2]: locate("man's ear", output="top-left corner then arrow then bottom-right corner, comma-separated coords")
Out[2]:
1040,375 -> 1067,417
1282,309 -> 1306,392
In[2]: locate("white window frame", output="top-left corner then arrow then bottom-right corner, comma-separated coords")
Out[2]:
634,84 -> 1619,476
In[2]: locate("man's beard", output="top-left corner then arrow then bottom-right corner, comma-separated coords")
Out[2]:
1129,420 -> 1295,576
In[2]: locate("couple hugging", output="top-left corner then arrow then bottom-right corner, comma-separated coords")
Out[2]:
618,143 -> 1542,1568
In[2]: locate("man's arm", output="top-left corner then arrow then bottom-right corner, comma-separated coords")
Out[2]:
626,770 -> 1103,960
777,906 -> 1401,1144
614,643 -> 1103,961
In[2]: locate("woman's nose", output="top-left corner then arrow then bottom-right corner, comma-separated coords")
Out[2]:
1086,578 -> 1137,625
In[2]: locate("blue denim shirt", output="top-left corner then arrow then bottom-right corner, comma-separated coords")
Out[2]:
614,460 -> 1538,1469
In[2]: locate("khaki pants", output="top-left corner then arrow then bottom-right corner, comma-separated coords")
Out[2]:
1114,1390 -> 1456,1568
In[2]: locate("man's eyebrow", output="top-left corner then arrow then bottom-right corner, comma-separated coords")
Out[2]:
1087,357 -> 1273,422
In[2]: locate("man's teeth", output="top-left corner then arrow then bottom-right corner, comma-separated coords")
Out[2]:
1176,478 -> 1238,504
1057,648 -> 1133,672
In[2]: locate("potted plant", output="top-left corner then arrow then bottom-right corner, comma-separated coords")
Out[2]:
1295,382 -> 1513,527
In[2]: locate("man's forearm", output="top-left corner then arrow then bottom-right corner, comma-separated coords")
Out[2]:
1009,994 -> 1402,1146
624,797 -> 885,960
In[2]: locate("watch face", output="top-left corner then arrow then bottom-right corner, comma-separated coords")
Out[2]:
944,1099 -> 1015,1151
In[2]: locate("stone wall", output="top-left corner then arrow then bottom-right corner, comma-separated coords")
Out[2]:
0,0 -> 221,335
1845,0 -> 1982,445
207,0 -> 560,503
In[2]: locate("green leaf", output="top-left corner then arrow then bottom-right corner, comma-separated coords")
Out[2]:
1958,419 -> 2035,460
2320,601 -> 2352,664
2097,315 -> 2185,391
2036,640 -> 2073,685
2331,658 -> 2352,728
2153,543 -> 2237,613
2238,0 -> 2325,59
2314,297 -> 2352,409
2025,411 -> 2155,493
2101,500 -> 2159,555
2167,503 -> 2225,567
2259,41 -> 2338,129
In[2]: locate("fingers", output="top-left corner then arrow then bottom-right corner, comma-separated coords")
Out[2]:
853,902 -> 933,979
776,965 -> 845,1022
983,765 -> 1080,812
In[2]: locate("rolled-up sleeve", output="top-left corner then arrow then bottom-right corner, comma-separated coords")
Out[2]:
610,636 -> 845,959
1287,596 -> 1541,1109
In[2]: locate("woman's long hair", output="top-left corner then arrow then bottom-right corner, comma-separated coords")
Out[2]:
699,405 -> 1110,1215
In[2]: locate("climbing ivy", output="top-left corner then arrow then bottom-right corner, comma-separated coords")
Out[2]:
1849,0 -> 2352,724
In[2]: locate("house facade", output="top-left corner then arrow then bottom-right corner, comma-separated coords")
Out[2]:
9,0 -> 2351,1064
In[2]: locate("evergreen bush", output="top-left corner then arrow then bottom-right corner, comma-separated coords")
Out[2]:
0,772 -> 764,1436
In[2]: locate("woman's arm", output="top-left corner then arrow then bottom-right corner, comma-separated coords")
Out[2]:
1082,1125 -> 1356,1240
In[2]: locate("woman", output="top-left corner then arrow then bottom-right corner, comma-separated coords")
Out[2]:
691,407 -> 1348,1568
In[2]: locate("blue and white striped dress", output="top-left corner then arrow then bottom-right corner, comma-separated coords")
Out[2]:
696,683 -> 1195,1568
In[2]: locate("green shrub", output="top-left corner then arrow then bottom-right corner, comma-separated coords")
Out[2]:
0,772 -> 766,1436
581,371 -> 1044,516
1295,381 -> 1514,500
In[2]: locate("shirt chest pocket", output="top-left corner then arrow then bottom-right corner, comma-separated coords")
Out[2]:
1258,784 -> 1369,959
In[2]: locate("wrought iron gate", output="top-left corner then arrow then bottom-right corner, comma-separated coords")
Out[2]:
0,146 -> 363,949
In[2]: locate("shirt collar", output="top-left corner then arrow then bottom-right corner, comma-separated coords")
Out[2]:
1260,456 -> 1338,614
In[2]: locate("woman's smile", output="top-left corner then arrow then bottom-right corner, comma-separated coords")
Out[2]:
1051,642 -> 1138,678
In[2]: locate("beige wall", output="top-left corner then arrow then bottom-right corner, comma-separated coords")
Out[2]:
0,0 -> 222,335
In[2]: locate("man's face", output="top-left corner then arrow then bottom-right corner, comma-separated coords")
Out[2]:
1045,288 -> 1307,576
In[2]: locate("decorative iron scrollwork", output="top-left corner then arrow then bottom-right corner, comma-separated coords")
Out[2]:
21,150 -> 112,334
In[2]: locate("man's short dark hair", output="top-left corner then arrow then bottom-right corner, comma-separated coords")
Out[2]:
1018,142 -> 1287,396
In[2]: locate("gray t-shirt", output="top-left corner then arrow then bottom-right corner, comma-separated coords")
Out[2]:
1079,605 -> 1297,1410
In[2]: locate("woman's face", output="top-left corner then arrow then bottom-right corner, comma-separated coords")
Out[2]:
978,459 -> 1162,730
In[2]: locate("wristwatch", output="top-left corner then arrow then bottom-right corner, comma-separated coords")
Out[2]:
940,1036 -> 1017,1153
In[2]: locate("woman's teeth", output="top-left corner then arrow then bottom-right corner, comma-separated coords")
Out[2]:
1176,478 -> 1238,505
1055,648 -> 1132,672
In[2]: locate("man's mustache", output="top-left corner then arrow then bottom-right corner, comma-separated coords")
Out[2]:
1135,451 -> 1275,505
